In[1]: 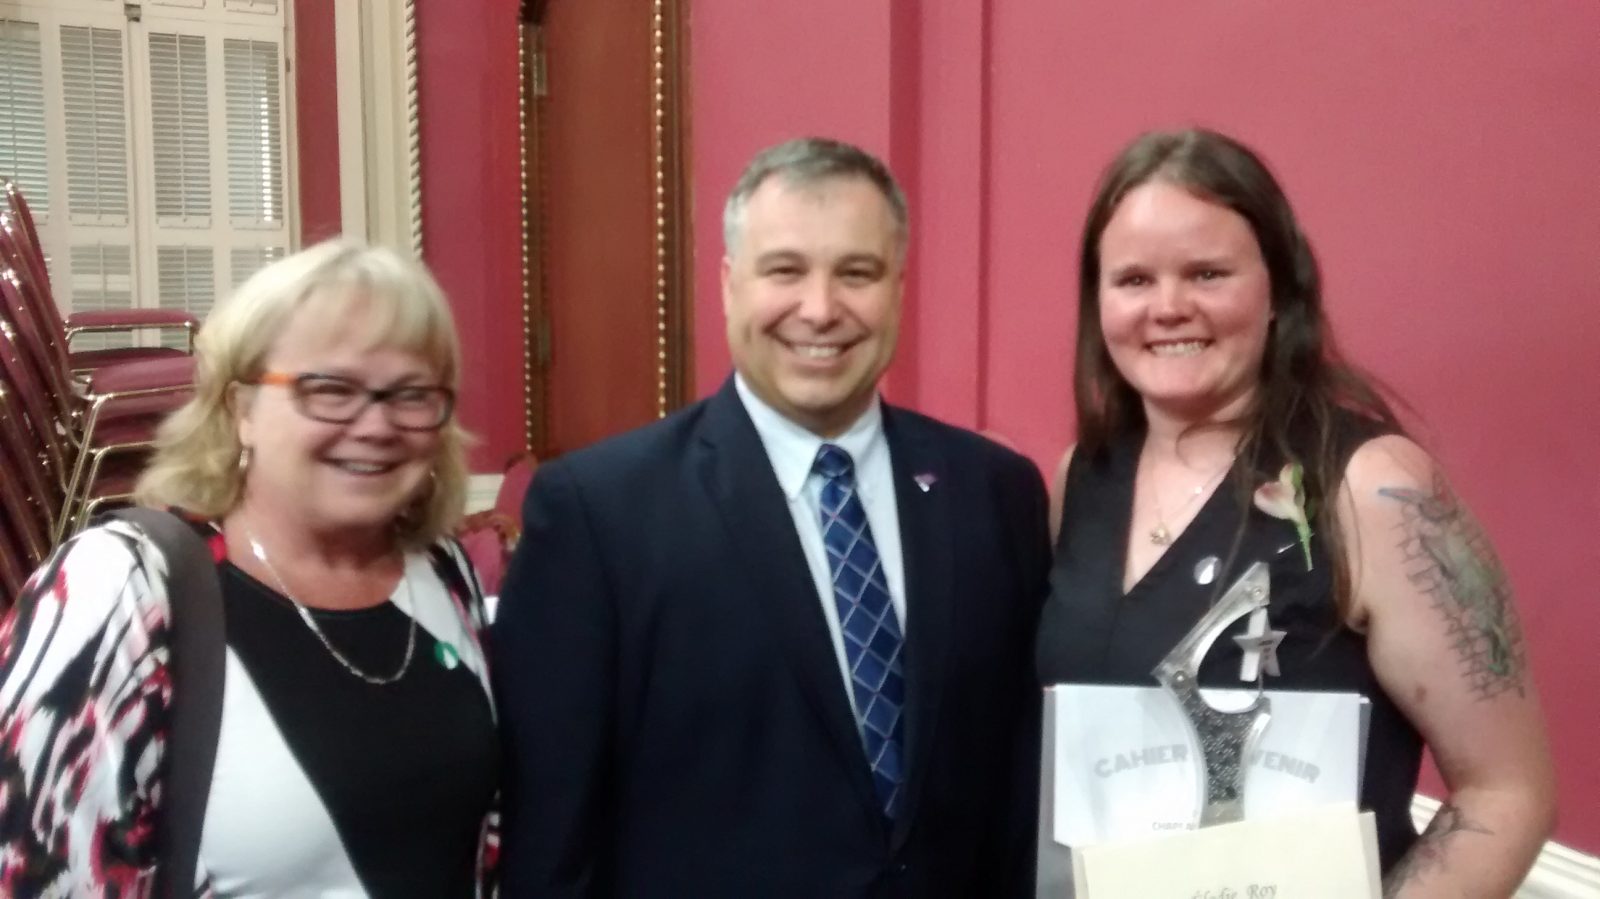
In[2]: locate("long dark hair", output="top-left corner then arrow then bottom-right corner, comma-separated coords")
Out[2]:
1074,128 -> 1403,619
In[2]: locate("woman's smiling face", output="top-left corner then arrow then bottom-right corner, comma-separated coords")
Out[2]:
1097,180 -> 1273,425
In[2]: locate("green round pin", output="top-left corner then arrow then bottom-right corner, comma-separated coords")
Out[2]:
434,640 -> 460,670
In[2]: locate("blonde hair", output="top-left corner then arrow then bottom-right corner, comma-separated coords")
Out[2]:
135,238 -> 470,549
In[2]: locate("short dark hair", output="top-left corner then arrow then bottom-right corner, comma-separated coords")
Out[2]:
722,137 -> 909,260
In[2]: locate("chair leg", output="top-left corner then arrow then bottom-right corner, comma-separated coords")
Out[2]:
66,439 -> 153,537
70,447 -> 111,536
75,492 -> 133,535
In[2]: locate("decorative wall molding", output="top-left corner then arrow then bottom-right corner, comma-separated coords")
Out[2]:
333,0 -> 423,253
333,0 -> 366,239
1411,794 -> 1599,897
648,0 -> 692,419
517,19 -> 536,454
517,0 -> 692,457
466,473 -> 503,514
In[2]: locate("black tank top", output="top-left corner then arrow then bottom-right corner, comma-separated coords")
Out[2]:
1035,420 -> 1423,872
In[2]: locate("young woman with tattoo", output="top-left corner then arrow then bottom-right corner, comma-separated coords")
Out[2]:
1036,129 -> 1556,896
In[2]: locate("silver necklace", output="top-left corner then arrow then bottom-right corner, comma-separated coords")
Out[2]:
1148,461 -> 1234,546
245,527 -> 418,686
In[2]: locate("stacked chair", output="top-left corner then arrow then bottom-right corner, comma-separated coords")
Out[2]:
0,180 -> 200,607
456,452 -> 540,600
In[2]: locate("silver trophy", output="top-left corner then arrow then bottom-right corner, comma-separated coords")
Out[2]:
1152,561 -> 1272,826
1038,563 -> 1381,896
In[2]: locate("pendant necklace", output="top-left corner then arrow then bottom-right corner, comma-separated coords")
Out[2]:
244,526 -> 418,686
1148,461 -> 1234,547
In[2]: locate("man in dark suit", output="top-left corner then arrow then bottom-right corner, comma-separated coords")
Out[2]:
492,137 -> 1051,897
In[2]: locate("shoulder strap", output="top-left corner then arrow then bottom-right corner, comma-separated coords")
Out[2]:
429,536 -> 487,632
109,508 -> 226,899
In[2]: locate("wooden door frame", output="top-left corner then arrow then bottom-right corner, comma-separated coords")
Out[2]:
518,0 -> 694,456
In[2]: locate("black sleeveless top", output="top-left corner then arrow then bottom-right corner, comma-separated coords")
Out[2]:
1035,420 -> 1423,872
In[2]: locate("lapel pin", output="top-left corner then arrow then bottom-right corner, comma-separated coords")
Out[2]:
914,472 -> 937,493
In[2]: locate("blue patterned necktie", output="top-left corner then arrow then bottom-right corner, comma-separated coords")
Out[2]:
814,443 -> 906,819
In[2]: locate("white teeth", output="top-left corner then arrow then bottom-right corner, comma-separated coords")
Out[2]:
335,461 -> 394,474
1150,340 -> 1208,357
794,344 -> 843,359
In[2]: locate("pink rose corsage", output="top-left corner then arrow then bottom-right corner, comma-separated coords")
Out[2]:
1253,462 -> 1314,571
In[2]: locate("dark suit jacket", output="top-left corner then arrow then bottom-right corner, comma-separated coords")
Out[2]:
492,379 -> 1051,898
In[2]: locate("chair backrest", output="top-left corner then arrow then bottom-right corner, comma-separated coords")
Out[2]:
453,453 -> 541,599
0,384 -> 54,565
0,217 -> 72,388
0,512 -> 31,611
2,181 -> 44,261
0,232 -> 65,339
495,452 -> 540,519
1,183 -> 54,301
0,266 -> 77,428
0,285 -> 73,491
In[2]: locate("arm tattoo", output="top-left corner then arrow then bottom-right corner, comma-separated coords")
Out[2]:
1382,802 -> 1494,897
1378,473 -> 1526,700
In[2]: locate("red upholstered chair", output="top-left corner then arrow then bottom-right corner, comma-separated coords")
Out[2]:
0,382 -> 55,608
457,453 -> 540,598
2,183 -> 199,370
494,453 -> 539,521
0,515 -> 30,610
0,304 -> 73,533
0,266 -> 194,543
0,368 -> 70,609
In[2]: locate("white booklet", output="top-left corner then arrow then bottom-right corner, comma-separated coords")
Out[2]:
1071,802 -> 1381,898
1047,683 -> 1370,847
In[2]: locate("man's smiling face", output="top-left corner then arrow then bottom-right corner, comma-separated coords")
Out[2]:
721,174 -> 903,437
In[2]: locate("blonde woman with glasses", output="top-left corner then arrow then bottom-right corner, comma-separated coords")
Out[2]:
0,239 -> 498,897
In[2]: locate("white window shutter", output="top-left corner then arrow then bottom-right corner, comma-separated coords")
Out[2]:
229,244 -> 283,288
60,24 -> 130,222
147,30 -> 211,226
215,19 -> 291,316
224,37 -> 282,227
53,13 -> 140,327
156,243 -> 213,346
67,242 -> 135,349
0,17 -> 50,217
225,0 -> 280,17
0,0 -> 291,342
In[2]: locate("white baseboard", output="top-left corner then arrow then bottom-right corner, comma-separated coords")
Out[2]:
1411,794 -> 1600,897
466,473 -> 503,514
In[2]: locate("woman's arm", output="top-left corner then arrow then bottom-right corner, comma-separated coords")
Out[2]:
1048,445 -> 1076,544
1339,436 -> 1556,898
0,523 -> 174,895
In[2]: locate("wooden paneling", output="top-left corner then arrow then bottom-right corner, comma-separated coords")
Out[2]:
522,0 -> 690,458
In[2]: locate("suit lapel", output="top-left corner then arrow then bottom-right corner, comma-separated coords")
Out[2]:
882,406 -> 957,849
695,380 -> 883,817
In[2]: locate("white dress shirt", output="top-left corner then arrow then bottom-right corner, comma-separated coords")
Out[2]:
734,374 -> 907,713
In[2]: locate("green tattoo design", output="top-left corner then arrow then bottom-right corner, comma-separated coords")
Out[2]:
1378,474 -> 1526,700
1382,802 -> 1493,897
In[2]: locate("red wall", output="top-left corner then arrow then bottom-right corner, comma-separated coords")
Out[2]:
415,0 -> 527,471
294,0 -> 524,470
396,0 -> 1600,853
691,0 -> 1600,853
689,1 -> 900,399
292,0 -> 340,244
